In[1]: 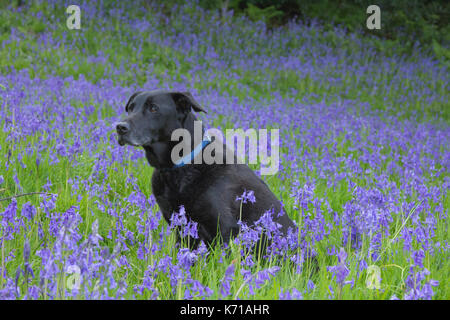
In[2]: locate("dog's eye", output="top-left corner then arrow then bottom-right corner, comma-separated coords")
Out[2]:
147,103 -> 158,113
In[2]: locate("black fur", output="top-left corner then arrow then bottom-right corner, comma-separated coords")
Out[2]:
116,90 -> 295,247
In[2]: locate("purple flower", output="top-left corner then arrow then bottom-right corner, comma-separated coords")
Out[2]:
220,264 -> 235,297
177,248 -> 198,269
88,219 -> 103,246
0,278 -> 18,300
37,222 -> 45,240
255,209 -> 282,236
13,174 -> 23,192
169,206 -> 188,228
184,279 -> 213,299
134,265 -> 158,299
403,264 -> 439,300
42,177 -> 52,192
21,202 -> 36,220
307,279 -> 315,291
279,287 -> 303,300
240,266 -> 280,297
236,189 -> 256,204
23,238 -> 30,262
27,286 -> 40,300
169,206 -> 199,240
0,198 -> 18,241
327,248 -> 352,288
235,220 -> 260,248
412,249 -> 425,268
184,220 -> 199,239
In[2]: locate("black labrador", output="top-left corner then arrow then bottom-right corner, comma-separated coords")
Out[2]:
116,90 -> 295,247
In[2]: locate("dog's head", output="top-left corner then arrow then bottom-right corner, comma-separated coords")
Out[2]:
116,90 -> 206,147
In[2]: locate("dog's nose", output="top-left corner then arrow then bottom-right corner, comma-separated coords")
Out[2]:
116,122 -> 130,135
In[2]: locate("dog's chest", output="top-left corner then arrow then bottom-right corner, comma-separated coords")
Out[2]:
152,171 -> 198,221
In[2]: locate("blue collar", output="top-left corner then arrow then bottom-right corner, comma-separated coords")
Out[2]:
172,135 -> 211,168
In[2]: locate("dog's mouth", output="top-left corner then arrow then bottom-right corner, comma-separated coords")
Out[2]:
117,135 -> 139,147
117,135 -> 153,147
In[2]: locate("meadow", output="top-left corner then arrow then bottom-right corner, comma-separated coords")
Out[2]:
0,0 -> 448,300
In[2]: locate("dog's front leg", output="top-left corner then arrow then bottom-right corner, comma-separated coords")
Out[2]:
191,200 -> 240,245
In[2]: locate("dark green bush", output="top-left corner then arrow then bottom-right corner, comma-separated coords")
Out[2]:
192,0 -> 449,54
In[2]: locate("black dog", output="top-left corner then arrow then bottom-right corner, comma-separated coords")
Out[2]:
116,90 -> 295,247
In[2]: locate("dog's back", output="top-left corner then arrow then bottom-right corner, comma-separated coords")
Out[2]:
152,152 -> 295,246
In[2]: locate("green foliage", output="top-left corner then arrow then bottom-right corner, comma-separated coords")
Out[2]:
245,3 -> 283,25
193,0 -> 449,57
433,40 -> 450,68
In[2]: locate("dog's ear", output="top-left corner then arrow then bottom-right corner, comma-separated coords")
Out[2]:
171,92 -> 206,114
125,92 -> 142,112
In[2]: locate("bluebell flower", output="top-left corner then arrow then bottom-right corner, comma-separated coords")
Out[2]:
327,248 -> 352,288
220,264 -> 235,297
236,189 -> 256,204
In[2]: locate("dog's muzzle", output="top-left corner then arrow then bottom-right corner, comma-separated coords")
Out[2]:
116,122 -> 130,146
